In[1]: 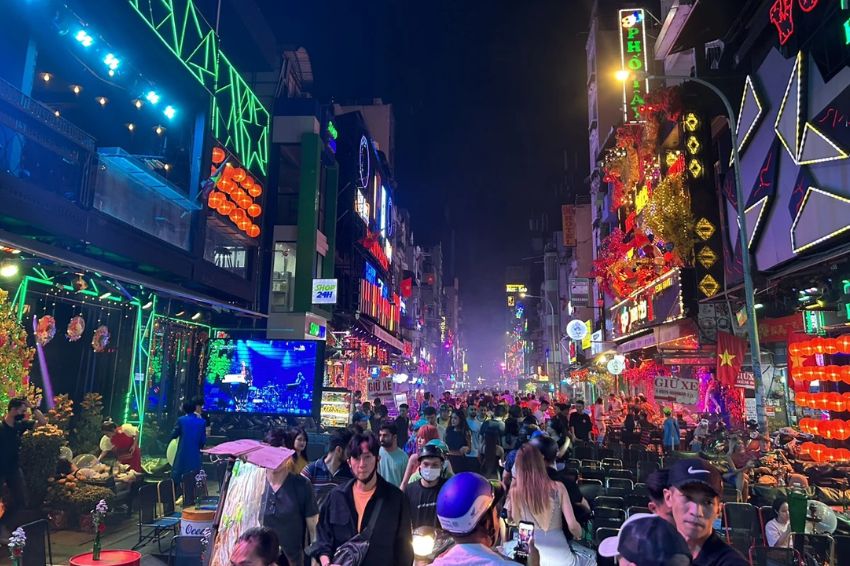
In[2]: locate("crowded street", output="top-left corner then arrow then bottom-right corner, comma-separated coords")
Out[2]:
1,1 -> 850,565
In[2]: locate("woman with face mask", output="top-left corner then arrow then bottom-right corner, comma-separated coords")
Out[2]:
404,444 -> 448,529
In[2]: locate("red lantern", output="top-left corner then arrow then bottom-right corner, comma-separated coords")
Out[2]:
827,366 -> 842,382
800,341 -> 814,357
241,176 -> 254,190
230,208 -> 246,222
839,334 -> 850,353
246,224 -> 260,238
220,200 -> 235,215
208,192 -> 225,209
842,366 -> 850,384
811,443 -> 827,463
799,418 -> 812,434
231,168 -> 246,183
238,195 -> 253,209
217,178 -> 234,194
237,218 -> 251,231
828,393 -> 845,412
212,146 -> 226,164
836,448 -> 850,461
799,441 -> 813,457
825,338 -> 839,355
817,394 -> 830,411
248,183 -> 262,198
812,337 -> 825,354
247,203 -> 262,218
799,367 -> 815,381
843,392 -> 850,405
789,342 -> 802,357
797,392 -> 809,407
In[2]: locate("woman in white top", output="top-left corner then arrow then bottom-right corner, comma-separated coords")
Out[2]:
765,497 -> 792,548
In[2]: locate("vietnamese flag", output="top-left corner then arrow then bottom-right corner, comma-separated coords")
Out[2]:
400,277 -> 413,298
716,331 -> 746,387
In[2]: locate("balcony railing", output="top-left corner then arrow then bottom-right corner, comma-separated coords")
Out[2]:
0,77 -> 96,203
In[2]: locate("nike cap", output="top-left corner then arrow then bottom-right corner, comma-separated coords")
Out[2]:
668,458 -> 722,497
598,513 -> 691,565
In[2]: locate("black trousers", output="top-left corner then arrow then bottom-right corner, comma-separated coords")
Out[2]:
0,468 -> 28,526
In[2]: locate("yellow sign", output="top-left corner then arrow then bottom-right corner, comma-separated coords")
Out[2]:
697,246 -> 718,269
683,112 -> 700,132
507,295 -> 516,307
695,218 -> 716,240
698,274 -> 720,297
506,284 -> 528,294
582,321 -> 592,350
688,158 -> 704,178
686,135 -> 701,155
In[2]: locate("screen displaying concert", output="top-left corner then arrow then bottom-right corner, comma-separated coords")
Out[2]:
204,339 -> 323,416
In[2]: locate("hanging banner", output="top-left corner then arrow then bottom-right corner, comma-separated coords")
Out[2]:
570,277 -> 591,308
367,377 -> 394,399
562,205 -> 576,246
618,8 -> 649,122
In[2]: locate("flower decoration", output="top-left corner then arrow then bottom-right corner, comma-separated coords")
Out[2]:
66,316 -> 85,342
35,316 -> 56,347
91,325 -> 109,353
8,526 -> 26,563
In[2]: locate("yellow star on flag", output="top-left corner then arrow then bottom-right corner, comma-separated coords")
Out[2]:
719,350 -> 736,366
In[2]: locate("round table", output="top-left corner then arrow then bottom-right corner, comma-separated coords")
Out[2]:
69,550 -> 142,566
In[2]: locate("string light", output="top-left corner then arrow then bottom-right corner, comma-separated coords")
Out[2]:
41,73 -> 52,83
127,123 -> 135,132
155,125 -> 164,135
97,96 -> 108,106
133,99 -> 143,109
71,85 -> 82,95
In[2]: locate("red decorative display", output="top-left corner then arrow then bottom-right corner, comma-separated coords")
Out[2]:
359,232 -> 389,272
359,279 -> 400,332
769,0 -> 820,45
716,331 -> 747,387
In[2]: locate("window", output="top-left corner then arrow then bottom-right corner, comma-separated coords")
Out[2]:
271,242 -> 297,312
203,222 -> 249,278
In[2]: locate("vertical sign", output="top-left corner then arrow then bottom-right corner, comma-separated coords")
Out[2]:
561,205 -> 576,246
618,8 -> 649,122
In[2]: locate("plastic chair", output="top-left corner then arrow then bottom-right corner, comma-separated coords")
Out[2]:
722,486 -> 742,503
749,545 -> 803,566
133,483 -> 180,552
594,506 -> 625,521
607,468 -> 634,481
757,506 -> 776,544
580,466 -> 606,482
158,479 -> 181,519
627,506 -> 650,517
169,535 -> 204,566
594,496 -> 624,510
579,481 -> 604,506
574,443 -> 597,461
19,519 -> 52,566
792,533 -> 833,566
834,534 -> 850,566
636,459 -> 659,482
594,526 -> 619,549
581,459 -> 601,469
624,493 -> 650,509
632,483 -> 649,497
606,477 -> 634,491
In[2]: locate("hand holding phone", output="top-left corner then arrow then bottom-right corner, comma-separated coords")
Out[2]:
514,521 -> 534,563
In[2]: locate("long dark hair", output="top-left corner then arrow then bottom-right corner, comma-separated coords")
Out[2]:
285,426 -> 308,459
448,409 -> 470,435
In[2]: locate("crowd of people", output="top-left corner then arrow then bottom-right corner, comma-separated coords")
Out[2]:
225,389 -> 780,566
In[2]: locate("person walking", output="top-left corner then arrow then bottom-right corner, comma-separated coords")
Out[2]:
311,432 -> 413,566
466,406 -> 482,457
378,422 -> 409,487
598,513 -> 693,566
170,398 -> 206,491
301,429 -> 353,506
568,400 -> 592,443
285,427 -> 310,475
444,409 -> 471,456
229,527 -> 282,566
396,403 -> 411,450
506,444 -> 582,565
592,397 -> 607,446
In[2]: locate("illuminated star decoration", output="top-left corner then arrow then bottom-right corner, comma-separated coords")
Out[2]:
718,350 -> 736,366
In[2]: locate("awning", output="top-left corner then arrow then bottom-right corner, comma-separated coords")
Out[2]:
668,0 -> 738,54
356,318 -> 405,352
0,231 -> 266,318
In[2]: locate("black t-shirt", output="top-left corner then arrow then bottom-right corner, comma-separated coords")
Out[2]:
693,532 -> 749,566
569,412 -> 593,440
395,416 -> 410,447
405,479 -> 445,529
262,473 -> 320,559
0,419 -> 34,475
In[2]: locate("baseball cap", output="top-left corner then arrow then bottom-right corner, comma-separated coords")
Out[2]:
668,458 -> 722,497
598,513 -> 691,564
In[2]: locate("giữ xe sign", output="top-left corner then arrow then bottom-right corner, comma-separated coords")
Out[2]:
619,8 -> 649,122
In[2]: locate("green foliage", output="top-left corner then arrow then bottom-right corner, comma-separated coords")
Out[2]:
0,289 -> 35,410
20,424 -> 65,507
70,393 -> 104,455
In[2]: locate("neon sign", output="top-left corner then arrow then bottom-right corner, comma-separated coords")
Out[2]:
360,262 -> 400,332
355,190 -> 370,225
618,8 -> 649,122
359,231 -> 389,271
769,0 -> 821,45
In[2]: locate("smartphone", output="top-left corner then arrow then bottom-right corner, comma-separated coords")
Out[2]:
514,521 -> 534,563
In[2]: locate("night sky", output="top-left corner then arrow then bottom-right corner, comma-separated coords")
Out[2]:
242,1 -> 591,374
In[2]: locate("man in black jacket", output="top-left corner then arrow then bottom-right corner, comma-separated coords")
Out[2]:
312,432 -> 413,566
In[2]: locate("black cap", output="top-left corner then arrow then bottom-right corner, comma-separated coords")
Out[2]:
418,444 -> 446,461
668,458 -> 722,497
599,514 -> 691,564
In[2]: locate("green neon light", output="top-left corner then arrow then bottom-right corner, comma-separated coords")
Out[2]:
845,17 -> 850,44
128,0 -> 269,176
327,122 -> 339,140
32,267 -> 52,282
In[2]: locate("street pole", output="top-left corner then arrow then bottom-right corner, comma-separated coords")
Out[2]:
621,71 -> 768,433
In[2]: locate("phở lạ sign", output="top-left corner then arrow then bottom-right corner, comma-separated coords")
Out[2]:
618,8 -> 649,122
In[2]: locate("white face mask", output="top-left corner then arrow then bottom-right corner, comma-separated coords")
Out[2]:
420,466 -> 441,482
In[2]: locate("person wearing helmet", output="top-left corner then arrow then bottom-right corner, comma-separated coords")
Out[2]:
406,444 -> 448,529
432,472 -> 518,565
400,439 -> 455,491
